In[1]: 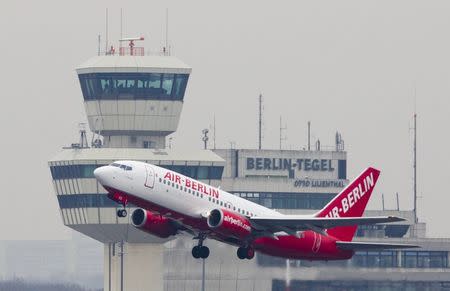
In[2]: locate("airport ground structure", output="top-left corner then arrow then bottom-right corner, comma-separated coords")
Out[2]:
39,47 -> 450,291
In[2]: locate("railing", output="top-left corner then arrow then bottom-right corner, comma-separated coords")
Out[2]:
102,48 -> 170,57
118,47 -> 145,56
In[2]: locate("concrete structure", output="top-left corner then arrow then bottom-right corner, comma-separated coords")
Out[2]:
48,48 -> 226,291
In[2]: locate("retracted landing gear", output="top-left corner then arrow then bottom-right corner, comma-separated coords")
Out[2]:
237,247 -> 255,260
192,233 -> 210,259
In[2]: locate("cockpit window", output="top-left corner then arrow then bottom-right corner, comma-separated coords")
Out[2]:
110,163 -> 132,170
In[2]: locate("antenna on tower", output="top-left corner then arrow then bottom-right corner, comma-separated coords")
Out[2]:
213,115 -> 216,150
164,8 -> 170,56
413,112 -> 418,223
105,8 -> 109,54
396,192 -> 400,211
202,129 -> 209,150
307,121 -> 311,151
335,131 -> 345,151
120,8 -> 123,41
258,94 -> 263,150
97,34 -> 101,56
279,116 -> 287,150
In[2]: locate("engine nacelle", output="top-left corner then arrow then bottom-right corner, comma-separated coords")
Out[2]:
207,209 -> 252,239
131,208 -> 177,238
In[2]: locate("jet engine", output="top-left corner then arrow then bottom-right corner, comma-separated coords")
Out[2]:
131,208 -> 177,238
207,209 -> 252,239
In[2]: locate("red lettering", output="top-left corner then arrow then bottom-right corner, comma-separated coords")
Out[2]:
203,186 -> 209,195
185,179 -> 191,188
212,188 -> 219,199
192,181 -> 198,191
198,184 -> 203,193
164,172 -> 172,180
175,175 -> 181,184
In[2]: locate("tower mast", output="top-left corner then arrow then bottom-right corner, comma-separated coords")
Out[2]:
413,113 -> 417,223
258,94 -> 262,150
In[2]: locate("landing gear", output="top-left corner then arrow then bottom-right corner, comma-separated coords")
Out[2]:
192,233 -> 209,259
237,247 -> 254,260
192,245 -> 210,259
117,209 -> 127,218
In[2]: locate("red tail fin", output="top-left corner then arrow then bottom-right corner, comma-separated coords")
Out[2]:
315,167 -> 381,241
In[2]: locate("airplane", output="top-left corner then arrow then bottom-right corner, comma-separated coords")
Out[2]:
93,161 -> 418,260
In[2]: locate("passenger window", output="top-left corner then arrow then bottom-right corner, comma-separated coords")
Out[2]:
159,178 -> 162,182
220,201 -> 223,206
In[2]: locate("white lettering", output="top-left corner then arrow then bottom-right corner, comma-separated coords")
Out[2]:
223,215 -> 251,232
348,192 -> 354,208
332,206 -> 340,217
366,173 -> 374,188
352,187 -> 360,201
342,198 -> 349,213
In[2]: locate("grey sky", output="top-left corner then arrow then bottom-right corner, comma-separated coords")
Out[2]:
0,0 -> 449,239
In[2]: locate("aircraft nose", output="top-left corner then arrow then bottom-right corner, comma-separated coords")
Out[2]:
94,166 -> 110,184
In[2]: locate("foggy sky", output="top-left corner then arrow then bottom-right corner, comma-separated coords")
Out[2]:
0,0 -> 449,239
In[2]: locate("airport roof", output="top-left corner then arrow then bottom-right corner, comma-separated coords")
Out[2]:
76,55 -> 192,74
49,148 -> 225,165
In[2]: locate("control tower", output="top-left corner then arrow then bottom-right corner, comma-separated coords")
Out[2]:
48,40 -> 225,291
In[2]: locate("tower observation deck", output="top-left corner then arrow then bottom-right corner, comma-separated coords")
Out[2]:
77,54 -> 191,148
49,42 -> 225,291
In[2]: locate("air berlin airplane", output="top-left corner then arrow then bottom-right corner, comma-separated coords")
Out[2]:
94,161 -> 418,260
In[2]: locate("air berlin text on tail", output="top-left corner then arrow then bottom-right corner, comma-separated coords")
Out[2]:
325,172 -> 375,218
163,171 -> 220,198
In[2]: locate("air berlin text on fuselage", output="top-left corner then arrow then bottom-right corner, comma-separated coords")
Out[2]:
163,172 -> 219,199
325,173 -> 375,218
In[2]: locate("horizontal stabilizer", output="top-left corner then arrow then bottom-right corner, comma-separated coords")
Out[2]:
336,241 -> 420,251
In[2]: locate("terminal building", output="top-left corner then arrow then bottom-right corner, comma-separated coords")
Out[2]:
48,43 -> 450,291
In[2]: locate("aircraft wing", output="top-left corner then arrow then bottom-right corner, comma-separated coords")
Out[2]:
250,216 -> 405,235
336,241 -> 419,250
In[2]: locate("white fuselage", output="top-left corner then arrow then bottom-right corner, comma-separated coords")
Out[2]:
95,160 -> 282,221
